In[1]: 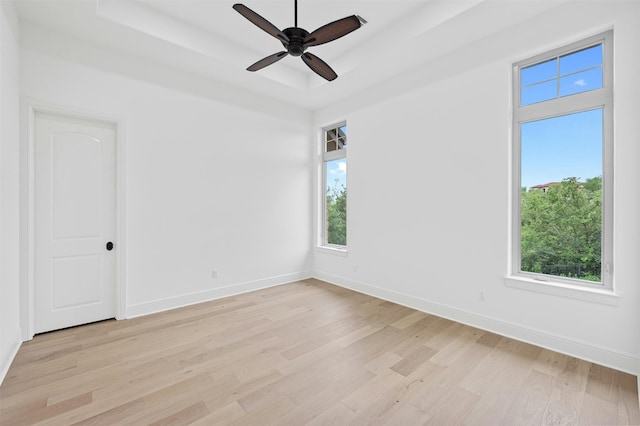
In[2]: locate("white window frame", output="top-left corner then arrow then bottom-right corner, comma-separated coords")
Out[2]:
508,31 -> 614,297
319,121 -> 347,253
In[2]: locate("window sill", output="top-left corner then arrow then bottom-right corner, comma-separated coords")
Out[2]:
316,246 -> 348,257
504,276 -> 620,306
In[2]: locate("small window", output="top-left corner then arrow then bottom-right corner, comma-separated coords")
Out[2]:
321,123 -> 347,248
325,125 -> 347,152
520,44 -> 603,105
512,31 -> 613,289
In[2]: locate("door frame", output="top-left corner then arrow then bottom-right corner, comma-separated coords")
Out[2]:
21,100 -> 127,340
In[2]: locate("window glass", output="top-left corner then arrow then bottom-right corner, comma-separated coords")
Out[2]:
521,80 -> 557,105
559,44 -> 602,76
559,67 -> 603,97
325,158 -> 347,246
520,109 -> 603,282
520,43 -> 603,106
326,126 -> 347,152
521,58 -> 556,86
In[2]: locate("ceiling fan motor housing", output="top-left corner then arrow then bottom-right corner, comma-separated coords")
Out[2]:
282,27 -> 309,56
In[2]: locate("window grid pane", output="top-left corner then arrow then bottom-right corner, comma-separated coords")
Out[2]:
521,80 -> 557,105
559,44 -> 602,76
521,58 -> 557,86
520,42 -> 603,106
325,126 -> 347,152
559,67 -> 603,97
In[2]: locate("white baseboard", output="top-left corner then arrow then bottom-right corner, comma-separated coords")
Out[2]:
0,328 -> 22,385
126,271 -> 313,318
5,271 -> 638,388
314,271 -> 640,377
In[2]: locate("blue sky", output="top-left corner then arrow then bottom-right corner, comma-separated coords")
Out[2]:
521,109 -> 602,189
326,158 -> 346,191
520,44 -> 603,189
326,125 -> 347,191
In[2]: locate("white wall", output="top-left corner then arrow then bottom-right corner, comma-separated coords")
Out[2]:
6,0 -> 639,385
0,0 -> 21,383
314,1 -> 640,375
19,41 -> 313,320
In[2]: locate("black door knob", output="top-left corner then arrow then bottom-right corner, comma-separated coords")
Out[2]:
106,241 -> 114,251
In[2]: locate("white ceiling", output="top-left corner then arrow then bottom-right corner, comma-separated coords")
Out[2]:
12,0 -> 566,110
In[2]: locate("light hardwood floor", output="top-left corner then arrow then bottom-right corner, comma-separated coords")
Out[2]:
1,279 -> 638,425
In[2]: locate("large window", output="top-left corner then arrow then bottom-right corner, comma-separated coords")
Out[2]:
512,32 -> 613,289
322,123 -> 347,248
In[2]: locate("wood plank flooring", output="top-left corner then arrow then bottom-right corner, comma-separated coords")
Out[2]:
1,279 -> 638,425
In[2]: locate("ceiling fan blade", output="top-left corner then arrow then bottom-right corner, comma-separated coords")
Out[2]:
233,4 -> 290,44
303,15 -> 362,47
301,52 -> 338,81
247,51 -> 289,72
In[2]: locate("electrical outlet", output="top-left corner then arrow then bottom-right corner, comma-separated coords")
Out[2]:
212,270 -> 219,279
479,290 -> 485,302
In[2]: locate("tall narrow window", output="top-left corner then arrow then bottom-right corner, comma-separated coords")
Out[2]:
322,123 -> 347,248
512,31 -> 613,288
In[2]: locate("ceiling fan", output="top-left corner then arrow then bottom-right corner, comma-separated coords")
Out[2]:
232,0 -> 366,81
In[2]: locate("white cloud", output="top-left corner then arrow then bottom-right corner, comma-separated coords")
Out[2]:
338,162 -> 347,173
574,79 -> 587,86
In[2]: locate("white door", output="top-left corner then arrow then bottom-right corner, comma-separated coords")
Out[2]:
34,112 -> 116,334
